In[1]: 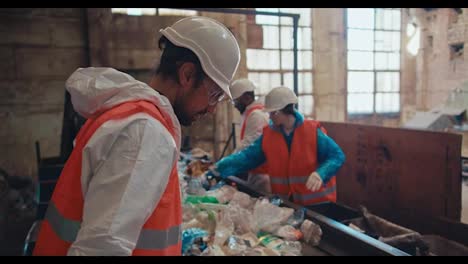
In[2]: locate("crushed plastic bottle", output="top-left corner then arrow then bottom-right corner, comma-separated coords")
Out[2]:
287,207 -> 306,228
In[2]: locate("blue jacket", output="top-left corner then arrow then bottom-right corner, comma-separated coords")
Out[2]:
215,110 -> 346,183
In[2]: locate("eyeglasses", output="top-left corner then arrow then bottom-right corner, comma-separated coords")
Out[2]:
205,79 -> 226,106
269,110 -> 281,116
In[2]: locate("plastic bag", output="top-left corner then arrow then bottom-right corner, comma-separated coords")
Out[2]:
274,225 -> 303,241
258,232 -> 285,252
187,178 -> 206,195
205,185 -> 237,204
278,241 -> 302,256
181,228 -> 209,255
229,191 -> 253,209
184,195 -> 219,205
240,232 -> 260,247
225,205 -> 256,235
195,210 -> 217,234
213,211 -> 234,246
224,236 -> 250,256
253,199 -> 294,233
300,219 -> 322,246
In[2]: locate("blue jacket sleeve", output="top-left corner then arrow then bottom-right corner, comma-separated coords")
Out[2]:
215,135 -> 266,178
316,128 -> 346,183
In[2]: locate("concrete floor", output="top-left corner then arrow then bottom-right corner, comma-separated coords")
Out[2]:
462,180 -> 468,224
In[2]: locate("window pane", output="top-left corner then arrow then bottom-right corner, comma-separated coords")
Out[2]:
376,9 -> 400,30
376,72 -> 399,92
247,49 -> 280,70
283,72 -> 294,89
347,8 -> 374,29
248,72 -> 260,90
375,31 -> 400,51
279,8 -> 295,26
376,92 -> 400,113
299,27 -> 312,50
391,9 -> 401,30
348,71 -> 374,93
347,93 -> 374,114
279,8 -> 311,26
299,51 -> 313,70
263,26 -> 280,49
299,95 -> 314,116
375,52 -> 400,70
111,8 -> 128,14
158,8 -> 195,16
347,29 -> 374,51
281,51 -> 293,70
254,72 -> 282,95
299,72 -> 313,94
348,51 -> 374,70
256,8 -> 280,25
280,26 -> 293,49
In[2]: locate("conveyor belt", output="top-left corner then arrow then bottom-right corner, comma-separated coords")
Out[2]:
224,176 -> 409,256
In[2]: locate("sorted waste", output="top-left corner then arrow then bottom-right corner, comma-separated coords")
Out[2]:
178,150 -> 322,256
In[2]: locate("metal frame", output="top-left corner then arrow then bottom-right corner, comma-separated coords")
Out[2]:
345,8 -> 402,121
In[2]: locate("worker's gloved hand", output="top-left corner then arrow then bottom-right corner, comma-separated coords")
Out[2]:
205,166 -> 222,180
306,172 -> 323,192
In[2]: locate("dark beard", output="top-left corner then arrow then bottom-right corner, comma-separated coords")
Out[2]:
235,102 -> 246,114
173,98 -> 193,126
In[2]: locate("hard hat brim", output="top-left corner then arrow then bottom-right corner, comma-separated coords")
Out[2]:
263,106 -> 285,113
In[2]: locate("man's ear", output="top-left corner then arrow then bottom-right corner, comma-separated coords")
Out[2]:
178,62 -> 197,90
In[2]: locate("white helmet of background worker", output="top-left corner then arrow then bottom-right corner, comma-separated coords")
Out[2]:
264,86 -> 298,112
160,16 -> 241,99
230,78 -> 257,100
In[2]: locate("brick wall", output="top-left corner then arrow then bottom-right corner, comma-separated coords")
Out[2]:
0,8 -> 88,178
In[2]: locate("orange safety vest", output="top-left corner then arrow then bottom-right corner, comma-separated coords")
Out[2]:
240,104 -> 268,175
33,100 -> 182,256
262,119 -> 337,206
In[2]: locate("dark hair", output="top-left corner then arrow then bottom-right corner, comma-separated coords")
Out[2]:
244,91 -> 255,99
155,36 -> 205,87
280,104 -> 296,115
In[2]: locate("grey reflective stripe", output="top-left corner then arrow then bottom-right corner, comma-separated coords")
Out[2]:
136,225 -> 181,250
288,176 -> 309,184
45,202 -> 81,243
270,177 -> 288,185
292,185 -> 336,202
46,202 -> 181,251
270,175 -> 310,185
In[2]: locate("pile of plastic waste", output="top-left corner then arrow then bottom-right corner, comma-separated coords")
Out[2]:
177,150 -> 322,256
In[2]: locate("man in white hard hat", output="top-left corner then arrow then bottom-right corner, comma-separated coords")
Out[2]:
211,87 -> 345,206
229,79 -> 270,193
33,17 -> 240,256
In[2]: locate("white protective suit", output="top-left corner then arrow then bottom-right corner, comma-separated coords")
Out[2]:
235,98 -> 271,193
65,67 -> 181,256
234,97 -> 269,152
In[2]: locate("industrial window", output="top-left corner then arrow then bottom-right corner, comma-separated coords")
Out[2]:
111,8 -> 197,16
247,8 -> 314,116
346,8 -> 401,115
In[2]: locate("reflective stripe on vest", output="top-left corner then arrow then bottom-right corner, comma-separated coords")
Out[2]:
33,100 -> 182,256
45,201 -> 181,250
292,185 -> 336,202
270,175 -> 310,185
262,119 -> 337,205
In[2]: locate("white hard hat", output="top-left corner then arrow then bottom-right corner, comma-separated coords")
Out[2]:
230,78 -> 256,100
264,86 -> 298,112
160,16 -> 241,99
